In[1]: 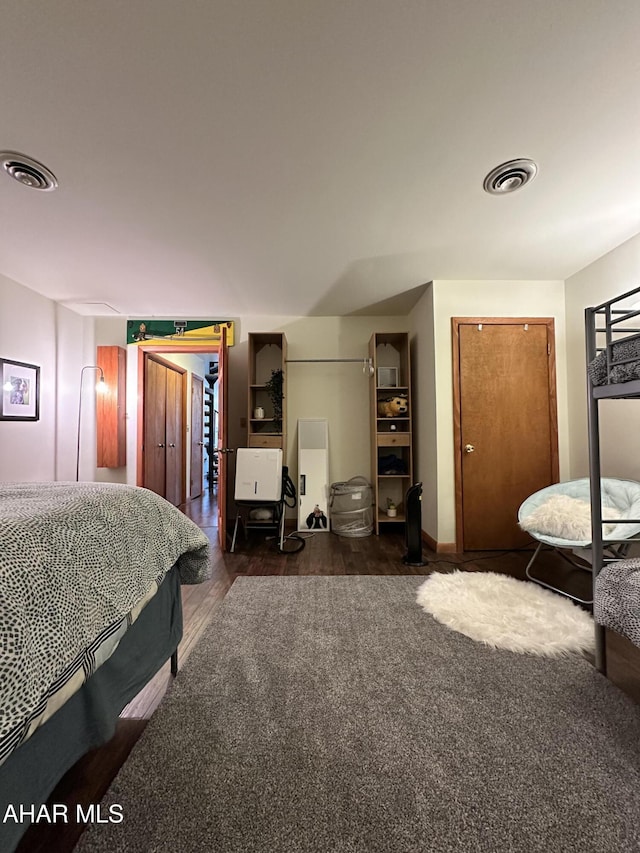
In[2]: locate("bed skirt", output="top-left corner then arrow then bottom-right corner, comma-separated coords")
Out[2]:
0,566 -> 183,853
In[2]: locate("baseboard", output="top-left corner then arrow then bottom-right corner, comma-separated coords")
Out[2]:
421,530 -> 457,553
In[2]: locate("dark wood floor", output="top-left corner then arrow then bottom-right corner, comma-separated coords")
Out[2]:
16,491 -> 638,852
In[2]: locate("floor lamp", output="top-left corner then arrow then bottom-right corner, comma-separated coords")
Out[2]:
76,365 -> 106,482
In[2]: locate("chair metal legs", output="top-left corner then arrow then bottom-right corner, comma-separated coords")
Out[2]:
525,541 -> 593,606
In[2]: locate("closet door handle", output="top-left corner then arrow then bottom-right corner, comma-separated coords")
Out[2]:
158,443 -> 165,448
464,444 -> 475,454
168,443 -> 176,448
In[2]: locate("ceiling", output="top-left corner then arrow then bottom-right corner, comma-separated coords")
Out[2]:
1,0 -> 640,318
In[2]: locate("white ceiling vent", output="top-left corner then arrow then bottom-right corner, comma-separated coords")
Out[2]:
62,301 -> 121,316
0,151 -> 58,190
483,158 -> 537,195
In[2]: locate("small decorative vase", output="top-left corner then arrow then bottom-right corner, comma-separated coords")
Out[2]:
387,507 -> 397,517
254,407 -> 265,419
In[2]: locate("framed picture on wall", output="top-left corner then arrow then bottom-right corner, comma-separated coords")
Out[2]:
0,358 -> 40,421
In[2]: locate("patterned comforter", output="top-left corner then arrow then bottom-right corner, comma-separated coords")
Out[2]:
594,556 -> 640,647
0,482 -> 210,767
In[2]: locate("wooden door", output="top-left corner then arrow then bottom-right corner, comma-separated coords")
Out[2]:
165,366 -> 184,506
144,357 -> 167,498
216,328 -> 229,550
190,374 -> 204,499
454,320 -> 559,550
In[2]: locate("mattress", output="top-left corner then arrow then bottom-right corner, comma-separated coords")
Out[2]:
588,336 -> 640,386
0,481 -> 210,768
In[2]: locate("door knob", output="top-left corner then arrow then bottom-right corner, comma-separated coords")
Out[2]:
158,443 -> 165,448
218,447 -> 235,454
464,444 -> 475,454
168,443 -> 176,448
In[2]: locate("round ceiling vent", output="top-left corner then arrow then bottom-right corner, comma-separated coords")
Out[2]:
0,151 -> 58,191
483,158 -> 537,195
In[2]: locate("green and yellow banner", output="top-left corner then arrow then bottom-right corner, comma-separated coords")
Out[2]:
127,320 -> 234,347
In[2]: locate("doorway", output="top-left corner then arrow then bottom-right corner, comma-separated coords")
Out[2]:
452,318 -> 559,550
135,336 -> 229,549
190,356 -> 219,501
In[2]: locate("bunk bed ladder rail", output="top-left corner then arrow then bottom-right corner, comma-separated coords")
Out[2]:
585,304 -> 607,672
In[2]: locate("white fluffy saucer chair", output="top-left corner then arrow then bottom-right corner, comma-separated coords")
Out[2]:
518,477 -> 640,605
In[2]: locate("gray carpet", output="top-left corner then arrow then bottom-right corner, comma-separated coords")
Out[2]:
77,576 -> 640,853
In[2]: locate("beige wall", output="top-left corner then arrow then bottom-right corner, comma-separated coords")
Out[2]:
231,315 -> 408,489
93,315 -> 409,517
565,232 -> 640,482
410,279 -> 569,545
5,251 -> 639,519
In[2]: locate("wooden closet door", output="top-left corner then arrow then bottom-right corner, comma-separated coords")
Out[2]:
456,321 -> 558,549
165,366 -> 184,506
144,358 -> 167,498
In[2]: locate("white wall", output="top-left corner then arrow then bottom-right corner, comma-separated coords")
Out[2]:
57,305 -> 95,481
565,232 -> 640,482
410,279 -> 569,545
0,274 -> 92,482
408,284 -> 437,537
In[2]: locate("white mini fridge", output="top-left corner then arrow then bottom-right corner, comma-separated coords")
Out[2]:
234,448 -> 283,501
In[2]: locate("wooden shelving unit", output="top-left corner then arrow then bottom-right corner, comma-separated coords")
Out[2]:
247,332 -> 287,451
369,332 -> 413,533
96,345 -> 126,468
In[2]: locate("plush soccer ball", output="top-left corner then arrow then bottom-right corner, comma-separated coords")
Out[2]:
377,395 -> 409,417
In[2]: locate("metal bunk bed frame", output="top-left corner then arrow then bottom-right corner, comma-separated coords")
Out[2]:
585,284 -> 640,673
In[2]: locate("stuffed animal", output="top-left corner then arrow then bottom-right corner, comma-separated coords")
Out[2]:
377,395 -> 408,417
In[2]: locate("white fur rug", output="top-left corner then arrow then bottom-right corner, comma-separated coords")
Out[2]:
416,570 -> 595,657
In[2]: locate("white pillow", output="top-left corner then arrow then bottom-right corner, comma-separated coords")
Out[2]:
519,494 -> 618,541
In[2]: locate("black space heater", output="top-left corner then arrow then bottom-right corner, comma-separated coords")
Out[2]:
402,482 -> 427,567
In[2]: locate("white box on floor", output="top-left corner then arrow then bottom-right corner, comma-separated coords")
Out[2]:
234,448 -> 283,501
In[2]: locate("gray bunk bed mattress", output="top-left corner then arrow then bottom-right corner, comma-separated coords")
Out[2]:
0,565 -> 182,853
594,557 -> 640,647
588,336 -> 640,386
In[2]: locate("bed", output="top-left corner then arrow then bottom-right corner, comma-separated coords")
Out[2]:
0,482 -> 210,852
585,285 -> 640,672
